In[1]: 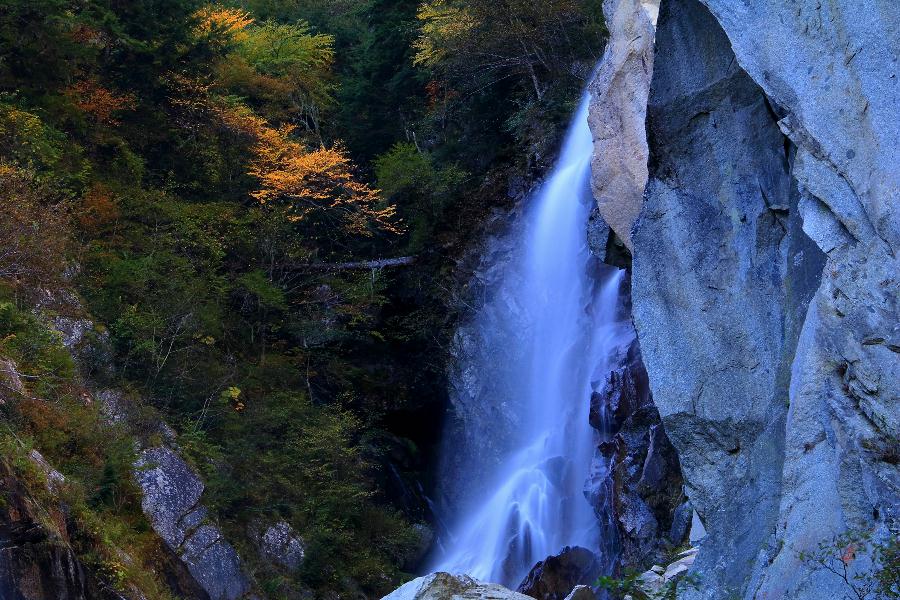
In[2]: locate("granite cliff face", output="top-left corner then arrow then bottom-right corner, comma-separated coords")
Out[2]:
597,0 -> 900,597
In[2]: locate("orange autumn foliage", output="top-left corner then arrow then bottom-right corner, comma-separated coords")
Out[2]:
249,125 -> 398,236
66,79 -> 135,126
194,6 -> 254,44
165,73 -> 398,237
77,183 -> 120,233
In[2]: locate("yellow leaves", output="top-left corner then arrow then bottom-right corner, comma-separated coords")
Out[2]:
0,104 -> 63,168
414,1 -> 477,66
196,11 -> 334,123
220,386 -> 244,412
212,99 -> 270,138
163,25 -> 394,240
194,6 -> 254,44
249,132 -> 399,236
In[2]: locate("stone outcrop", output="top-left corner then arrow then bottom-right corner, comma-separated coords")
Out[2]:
134,447 -> 251,600
255,520 -> 306,572
43,300 -> 255,599
626,0 -> 899,597
587,0 -> 658,249
383,572 -> 534,600
516,546 -> 601,600
0,358 -> 24,398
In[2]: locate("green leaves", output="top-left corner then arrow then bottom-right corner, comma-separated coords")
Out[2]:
236,270 -> 288,310
374,141 -> 464,250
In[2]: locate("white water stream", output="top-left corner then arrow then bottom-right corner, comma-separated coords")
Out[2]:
431,91 -> 626,586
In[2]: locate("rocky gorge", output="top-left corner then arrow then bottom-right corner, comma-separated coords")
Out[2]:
631,0 -> 898,597
393,0 -> 898,598
0,0 -> 896,598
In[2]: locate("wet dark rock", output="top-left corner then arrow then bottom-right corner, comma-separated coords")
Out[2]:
589,339 -> 648,431
586,207 -> 610,262
667,501 -> 693,545
0,460 -> 107,600
517,546 -> 601,600
585,332 -> 685,571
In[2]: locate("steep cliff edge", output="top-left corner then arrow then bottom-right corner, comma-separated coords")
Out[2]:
624,0 -> 898,597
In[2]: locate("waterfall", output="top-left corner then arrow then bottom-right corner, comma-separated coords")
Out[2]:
431,90 -> 630,587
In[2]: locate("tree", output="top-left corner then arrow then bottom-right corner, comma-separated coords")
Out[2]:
414,0 -> 604,99
0,166 -> 70,292
249,124 -> 399,239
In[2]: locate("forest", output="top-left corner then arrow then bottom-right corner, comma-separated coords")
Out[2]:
0,0 -> 606,597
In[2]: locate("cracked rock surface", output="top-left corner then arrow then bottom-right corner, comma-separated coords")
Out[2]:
627,0 -> 899,597
135,447 -> 251,600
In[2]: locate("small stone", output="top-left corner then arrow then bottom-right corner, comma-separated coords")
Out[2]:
563,585 -> 596,600
260,521 -> 305,571
662,557 -> 693,582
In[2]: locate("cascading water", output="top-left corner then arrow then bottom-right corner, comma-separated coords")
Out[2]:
431,89 -> 629,586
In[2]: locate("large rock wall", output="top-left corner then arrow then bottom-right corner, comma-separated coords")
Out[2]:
626,0 -> 899,597
633,1 -> 796,594
0,459 -> 107,600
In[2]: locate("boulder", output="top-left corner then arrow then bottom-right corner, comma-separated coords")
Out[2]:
258,520 -> 305,572
562,585 -> 595,600
52,315 -> 94,349
382,572 -> 533,600
516,546 -> 601,600
134,447 -> 251,600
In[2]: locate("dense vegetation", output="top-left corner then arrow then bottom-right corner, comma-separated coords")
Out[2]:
0,0 -> 604,596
